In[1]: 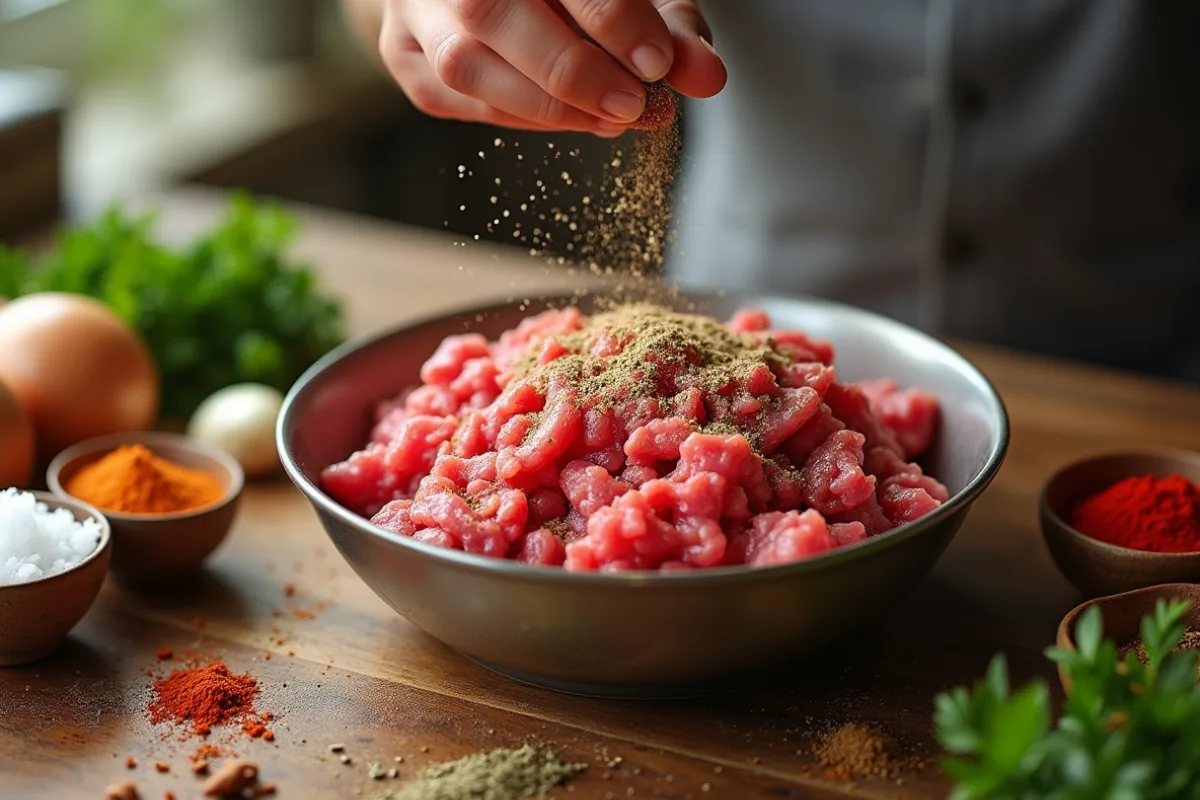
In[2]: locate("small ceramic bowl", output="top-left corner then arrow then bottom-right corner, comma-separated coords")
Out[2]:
0,492 -> 111,666
1040,450 -> 1200,598
47,431 -> 244,587
1055,582 -> 1200,693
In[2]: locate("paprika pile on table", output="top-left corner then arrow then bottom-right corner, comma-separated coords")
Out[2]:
148,660 -> 274,741
1070,473 -> 1200,552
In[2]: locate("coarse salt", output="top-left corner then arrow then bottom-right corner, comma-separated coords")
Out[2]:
0,489 -> 101,585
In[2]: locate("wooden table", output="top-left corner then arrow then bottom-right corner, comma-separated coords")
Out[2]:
4,189 -> 1200,800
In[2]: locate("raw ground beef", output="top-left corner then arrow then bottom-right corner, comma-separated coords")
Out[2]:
321,304 -> 947,572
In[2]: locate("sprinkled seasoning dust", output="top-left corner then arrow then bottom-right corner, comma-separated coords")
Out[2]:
812,723 -> 926,783
449,88 -> 684,308
379,744 -> 586,800
509,302 -> 795,452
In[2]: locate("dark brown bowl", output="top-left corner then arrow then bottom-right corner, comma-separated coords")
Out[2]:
0,492 -> 111,666
1040,451 -> 1200,598
47,432 -> 243,587
1055,582 -> 1200,693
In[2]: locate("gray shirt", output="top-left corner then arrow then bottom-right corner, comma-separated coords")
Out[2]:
668,0 -> 1200,382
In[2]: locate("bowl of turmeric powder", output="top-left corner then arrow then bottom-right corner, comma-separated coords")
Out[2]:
47,432 -> 244,586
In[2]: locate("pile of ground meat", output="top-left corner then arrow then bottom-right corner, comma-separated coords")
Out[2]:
321,305 -> 946,572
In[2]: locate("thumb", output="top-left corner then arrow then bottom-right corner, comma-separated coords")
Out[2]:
655,0 -> 727,98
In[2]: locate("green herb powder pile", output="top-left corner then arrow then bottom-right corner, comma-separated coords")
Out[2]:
382,744 -> 586,800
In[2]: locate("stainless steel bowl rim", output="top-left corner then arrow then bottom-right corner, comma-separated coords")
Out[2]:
279,291 -> 1010,586
0,491 -> 112,590
1040,448 -> 1200,560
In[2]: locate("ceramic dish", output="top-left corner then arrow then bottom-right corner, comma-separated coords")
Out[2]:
1055,582 -> 1200,693
1040,451 -> 1200,598
48,431 -> 244,587
0,492 -> 111,666
279,292 -> 1010,697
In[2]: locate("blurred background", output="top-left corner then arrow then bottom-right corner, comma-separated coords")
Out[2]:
0,0 -> 638,250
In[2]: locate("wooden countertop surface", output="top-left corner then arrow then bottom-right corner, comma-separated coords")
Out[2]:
4,188 -> 1200,800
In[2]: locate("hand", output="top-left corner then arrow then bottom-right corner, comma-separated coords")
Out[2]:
375,0 -> 727,136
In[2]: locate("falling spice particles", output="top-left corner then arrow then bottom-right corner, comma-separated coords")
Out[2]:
459,111 -> 684,309
378,744 -> 586,800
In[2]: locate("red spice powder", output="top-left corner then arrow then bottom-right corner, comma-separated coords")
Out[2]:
192,744 -> 222,761
156,648 -> 173,661
148,661 -> 267,739
1070,474 -> 1200,552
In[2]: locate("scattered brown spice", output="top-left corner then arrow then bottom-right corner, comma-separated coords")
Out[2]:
125,757 -> 137,769
156,648 -> 173,661
192,761 -> 210,776
154,762 -> 170,774
814,723 -> 923,781
202,759 -> 260,798
283,584 -> 296,597
105,781 -> 140,800
165,793 -> 176,800
293,609 -> 315,621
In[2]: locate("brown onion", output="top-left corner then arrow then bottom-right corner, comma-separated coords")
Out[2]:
0,293 -> 159,459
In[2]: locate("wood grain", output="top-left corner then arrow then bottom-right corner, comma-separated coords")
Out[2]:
2,189 -> 1199,799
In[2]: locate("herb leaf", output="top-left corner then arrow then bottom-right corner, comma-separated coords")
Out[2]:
936,599 -> 1200,798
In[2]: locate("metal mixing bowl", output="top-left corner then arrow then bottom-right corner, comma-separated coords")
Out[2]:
278,293 -> 1009,697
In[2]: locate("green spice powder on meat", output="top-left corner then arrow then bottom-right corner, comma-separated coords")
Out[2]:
514,303 -> 792,408
382,744 -> 586,800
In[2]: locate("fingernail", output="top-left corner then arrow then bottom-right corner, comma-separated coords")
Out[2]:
700,37 -> 723,61
630,43 -> 671,82
601,90 -> 644,123
595,122 -> 627,138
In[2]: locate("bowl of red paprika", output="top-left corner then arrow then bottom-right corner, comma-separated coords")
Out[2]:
1040,451 -> 1200,598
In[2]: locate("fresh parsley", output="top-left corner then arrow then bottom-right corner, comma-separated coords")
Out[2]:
0,193 -> 345,420
935,599 -> 1200,799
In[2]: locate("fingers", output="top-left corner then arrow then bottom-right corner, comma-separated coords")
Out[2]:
443,0 -> 651,124
655,0 -> 726,99
558,0 -> 675,82
381,2 -> 625,135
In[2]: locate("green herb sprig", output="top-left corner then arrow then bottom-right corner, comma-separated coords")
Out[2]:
0,193 -> 345,420
935,599 -> 1200,799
